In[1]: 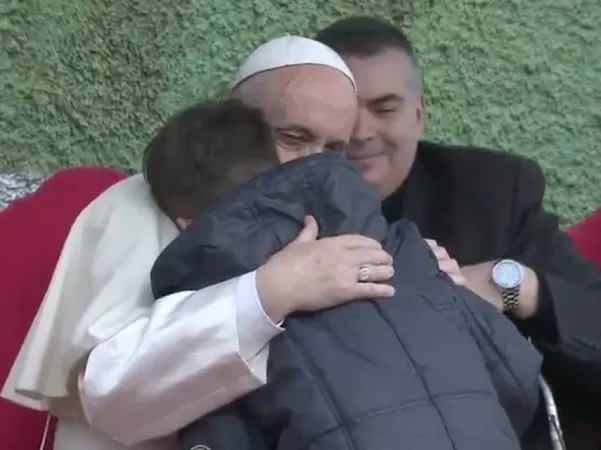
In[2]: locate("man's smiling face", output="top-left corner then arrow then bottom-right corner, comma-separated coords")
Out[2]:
344,48 -> 424,196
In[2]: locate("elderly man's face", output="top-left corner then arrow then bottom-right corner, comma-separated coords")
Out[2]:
257,65 -> 358,163
343,49 -> 424,196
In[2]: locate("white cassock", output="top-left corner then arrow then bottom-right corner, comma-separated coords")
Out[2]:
1,174 -> 282,449
1,34 -> 355,450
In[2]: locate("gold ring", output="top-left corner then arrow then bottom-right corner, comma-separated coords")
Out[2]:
358,266 -> 371,283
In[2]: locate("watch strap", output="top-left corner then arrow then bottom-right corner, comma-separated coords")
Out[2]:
500,285 -> 520,312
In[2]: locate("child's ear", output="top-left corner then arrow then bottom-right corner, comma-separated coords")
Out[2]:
175,217 -> 193,230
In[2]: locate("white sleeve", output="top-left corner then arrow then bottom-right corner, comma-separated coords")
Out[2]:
79,271 -> 283,446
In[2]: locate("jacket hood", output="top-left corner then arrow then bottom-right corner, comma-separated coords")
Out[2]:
151,153 -> 388,298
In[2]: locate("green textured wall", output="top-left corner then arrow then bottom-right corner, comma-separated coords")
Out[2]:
1,0 -> 600,224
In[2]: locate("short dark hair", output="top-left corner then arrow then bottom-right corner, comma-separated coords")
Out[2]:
315,16 -> 420,88
143,98 -> 278,220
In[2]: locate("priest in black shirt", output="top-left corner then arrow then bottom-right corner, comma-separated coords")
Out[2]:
316,16 -> 601,450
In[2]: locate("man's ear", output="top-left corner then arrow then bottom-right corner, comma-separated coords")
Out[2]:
417,94 -> 426,135
175,217 -> 193,230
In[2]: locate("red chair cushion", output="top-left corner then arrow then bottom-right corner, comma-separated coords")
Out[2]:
0,167 -> 126,450
567,206 -> 601,271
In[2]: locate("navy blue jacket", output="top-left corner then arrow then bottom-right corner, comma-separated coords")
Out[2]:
151,153 -> 542,450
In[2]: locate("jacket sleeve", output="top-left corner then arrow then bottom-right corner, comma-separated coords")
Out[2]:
508,159 -> 601,398
79,272 -> 283,445
177,404 -> 268,450
456,287 -> 543,435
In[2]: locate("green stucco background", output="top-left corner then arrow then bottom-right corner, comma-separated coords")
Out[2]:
1,0 -> 600,224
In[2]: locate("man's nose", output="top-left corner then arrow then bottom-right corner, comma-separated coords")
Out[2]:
352,109 -> 377,143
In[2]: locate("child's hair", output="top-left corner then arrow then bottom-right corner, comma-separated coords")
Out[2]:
143,97 -> 279,221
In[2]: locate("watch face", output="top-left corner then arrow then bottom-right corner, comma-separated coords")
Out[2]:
492,260 -> 523,289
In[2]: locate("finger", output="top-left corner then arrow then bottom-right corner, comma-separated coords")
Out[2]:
293,215 -> 318,243
348,248 -> 393,266
450,274 -> 469,286
431,246 -> 450,261
329,234 -> 383,250
424,239 -> 438,249
438,259 -> 460,275
353,264 -> 395,283
349,282 -> 396,300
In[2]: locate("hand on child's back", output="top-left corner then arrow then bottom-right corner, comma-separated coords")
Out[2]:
257,216 -> 395,322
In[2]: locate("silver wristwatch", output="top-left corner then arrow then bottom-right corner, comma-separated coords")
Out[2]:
491,259 -> 524,312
